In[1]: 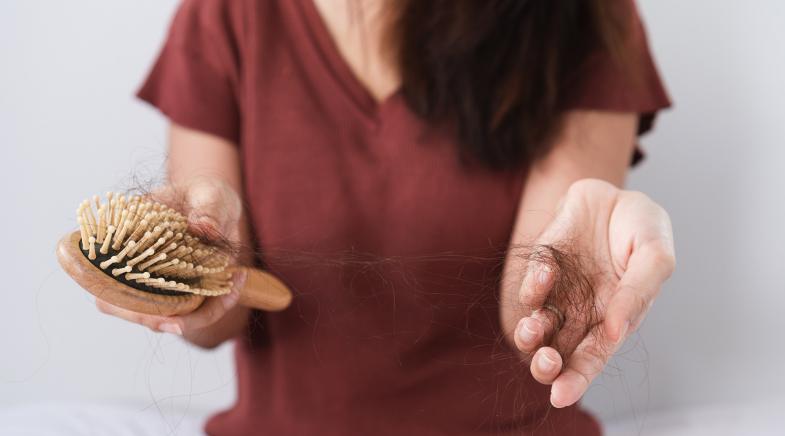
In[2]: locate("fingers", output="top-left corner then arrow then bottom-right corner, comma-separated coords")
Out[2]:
179,290 -> 240,332
528,306 -> 586,386
604,244 -> 673,341
514,316 -> 544,354
149,179 -> 242,244
547,244 -> 669,409
550,321 -> 624,408
514,262 -> 557,358
94,182 -> 245,336
96,290 -> 240,336
179,271 -> 244,332
95,299 -> 177,333
537,245 -> 670,405
95,271 -> 244,335
530,346 -> 563,384
514,308 -> 560,355
518,261 -> 554,311
184,179 -> 242,242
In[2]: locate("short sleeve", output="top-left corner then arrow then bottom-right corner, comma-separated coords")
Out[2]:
563,0 -> 671,163
137,0 -> 242,144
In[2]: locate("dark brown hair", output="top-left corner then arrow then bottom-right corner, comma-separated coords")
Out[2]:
390,0 -> 631,170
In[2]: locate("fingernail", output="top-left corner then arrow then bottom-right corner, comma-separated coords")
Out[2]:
538,353 -> 557,373
159,323 -> 182,336
550,390 -> 564,408
517,318 -> 538,344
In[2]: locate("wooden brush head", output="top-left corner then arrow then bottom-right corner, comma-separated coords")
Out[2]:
57,193 -> 292,316
58,230 -> 205,316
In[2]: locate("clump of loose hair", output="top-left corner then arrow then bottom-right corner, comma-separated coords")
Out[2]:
521,244 -> 606,361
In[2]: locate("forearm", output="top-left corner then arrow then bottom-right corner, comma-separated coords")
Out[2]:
499,111 -> 636,343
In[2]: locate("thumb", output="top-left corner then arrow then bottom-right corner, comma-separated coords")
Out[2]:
183,178 -> 242,244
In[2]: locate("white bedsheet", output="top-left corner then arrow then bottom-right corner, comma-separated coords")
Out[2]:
0,403 -> 207,436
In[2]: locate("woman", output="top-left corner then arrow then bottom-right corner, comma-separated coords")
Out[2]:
99,0 -> 675,434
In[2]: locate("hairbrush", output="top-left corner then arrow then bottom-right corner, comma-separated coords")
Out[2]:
57,193 -> 292,316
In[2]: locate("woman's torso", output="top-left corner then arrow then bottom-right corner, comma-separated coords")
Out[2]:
140,0 -> 607,434
217,1 -> 598,434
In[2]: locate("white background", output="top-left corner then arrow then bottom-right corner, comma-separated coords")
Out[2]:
2,0 -> 784,433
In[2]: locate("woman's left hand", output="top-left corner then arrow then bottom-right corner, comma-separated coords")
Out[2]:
512,179 -> 676,408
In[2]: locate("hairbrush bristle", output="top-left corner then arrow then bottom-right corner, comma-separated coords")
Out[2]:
76,193 -> 233,297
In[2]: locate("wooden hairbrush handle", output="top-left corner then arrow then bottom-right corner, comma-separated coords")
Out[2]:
233,267 -> 292,311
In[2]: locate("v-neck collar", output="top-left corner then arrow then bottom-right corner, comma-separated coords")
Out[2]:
297,0 -> 402,119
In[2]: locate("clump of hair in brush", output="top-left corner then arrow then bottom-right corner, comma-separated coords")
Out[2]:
76,192 -> 233,297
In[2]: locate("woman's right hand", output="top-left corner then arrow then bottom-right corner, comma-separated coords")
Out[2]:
95,177 -> 250,343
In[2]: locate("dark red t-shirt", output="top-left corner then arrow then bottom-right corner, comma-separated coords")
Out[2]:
138,1 -> 670,434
